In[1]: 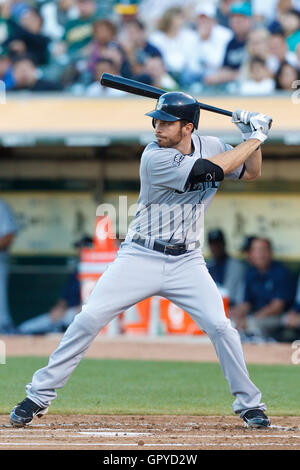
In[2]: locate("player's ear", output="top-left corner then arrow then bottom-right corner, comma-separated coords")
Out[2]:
182,122 -> 194,135
188,122 -> 194,133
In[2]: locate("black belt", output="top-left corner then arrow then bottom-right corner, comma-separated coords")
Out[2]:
132,235 -> 200,256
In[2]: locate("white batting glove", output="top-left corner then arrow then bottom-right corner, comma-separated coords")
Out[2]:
232,109 -> 253,141
249,113 -> 273,143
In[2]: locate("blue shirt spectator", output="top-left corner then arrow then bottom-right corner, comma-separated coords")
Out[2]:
204,2 -> 253,87
223,36 -> 247,69
229,237 -> 295,339
223,2 -> 253,69
244,261 -> 294,312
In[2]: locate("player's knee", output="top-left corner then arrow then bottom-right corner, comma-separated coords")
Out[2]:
205,318 -> 234,339
74,304 -> 111,334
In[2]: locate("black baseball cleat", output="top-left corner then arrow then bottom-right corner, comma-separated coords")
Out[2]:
242,408 -> 271,428
10,398 -> 48,427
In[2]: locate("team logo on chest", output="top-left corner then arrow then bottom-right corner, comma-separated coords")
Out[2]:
172,154 -> 185,167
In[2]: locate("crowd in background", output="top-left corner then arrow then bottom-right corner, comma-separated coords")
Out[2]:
0,0 -> 299,95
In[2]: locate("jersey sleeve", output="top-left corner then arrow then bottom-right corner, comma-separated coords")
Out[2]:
146,145 -> 197,192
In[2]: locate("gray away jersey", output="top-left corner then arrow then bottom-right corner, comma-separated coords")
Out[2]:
127,133 -> 244,245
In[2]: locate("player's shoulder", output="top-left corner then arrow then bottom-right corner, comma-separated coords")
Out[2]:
142,141 -> 178,159
143,141 -> 178,153
199,135 -> 227,156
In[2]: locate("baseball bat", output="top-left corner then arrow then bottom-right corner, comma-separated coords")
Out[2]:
100,73 -> 233,117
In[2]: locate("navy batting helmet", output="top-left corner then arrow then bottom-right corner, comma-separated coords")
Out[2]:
145,92 -> 200,129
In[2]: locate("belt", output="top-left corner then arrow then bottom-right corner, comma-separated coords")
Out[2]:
132,235 -> 200,256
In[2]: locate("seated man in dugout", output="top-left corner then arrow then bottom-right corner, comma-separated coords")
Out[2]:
229,237 -> 295,340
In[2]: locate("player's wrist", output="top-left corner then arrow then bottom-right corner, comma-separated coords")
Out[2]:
248,136 -> 264,145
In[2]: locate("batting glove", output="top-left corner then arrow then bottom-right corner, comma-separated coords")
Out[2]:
232,109 -> 253,141
249,113 -> 273,143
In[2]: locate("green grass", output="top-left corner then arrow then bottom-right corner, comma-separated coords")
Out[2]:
1,357 -> 299,416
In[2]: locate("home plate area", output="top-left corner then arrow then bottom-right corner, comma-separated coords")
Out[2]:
1,415 -> 300,450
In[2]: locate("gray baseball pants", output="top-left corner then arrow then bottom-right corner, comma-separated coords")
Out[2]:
26,241 -> 265,414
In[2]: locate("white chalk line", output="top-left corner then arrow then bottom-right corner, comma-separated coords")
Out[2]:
0,442 -> 300,448
2,423 -> 300,432
1,431 -> 300,441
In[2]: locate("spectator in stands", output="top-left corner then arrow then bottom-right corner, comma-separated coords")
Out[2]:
86,57 -> 126,97
63,0 -> 98,59
143,55 -> 178,90
119,19 -> 162,79
148,7 -> 197,79
40,0 -> 76,41
88,19 -> 118,75
182,3 -> 233,89
217,0 -> 238,28
269,32 -> 299,72
280,274 -> 300,340
11,56 -> 63,92
230,237 -> 295,339
0,199 -> 18,334
206,229 -> 246,307
2,7 -> 51,65
18,236 -> 92,335
205,2 -> 253,88
268,0 -> 299,33
275,60 -> 300,90
98,42 -> 132,78
242,29 -> 278,74
138,0 -> 195,31
239,56 -> 275,95
277,9 -> 300,52
114,0 -> 139,25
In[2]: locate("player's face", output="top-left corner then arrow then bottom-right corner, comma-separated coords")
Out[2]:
154,120 -> 186,148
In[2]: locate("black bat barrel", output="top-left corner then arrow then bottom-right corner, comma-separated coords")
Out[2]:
100,73 -> 233,117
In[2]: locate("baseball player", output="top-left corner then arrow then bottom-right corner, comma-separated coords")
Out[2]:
10,93 -> 272,429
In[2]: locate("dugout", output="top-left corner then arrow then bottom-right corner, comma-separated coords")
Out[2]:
0,94 -> 300,324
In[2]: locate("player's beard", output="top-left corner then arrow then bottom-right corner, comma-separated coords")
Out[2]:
156,128 -> 183,148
